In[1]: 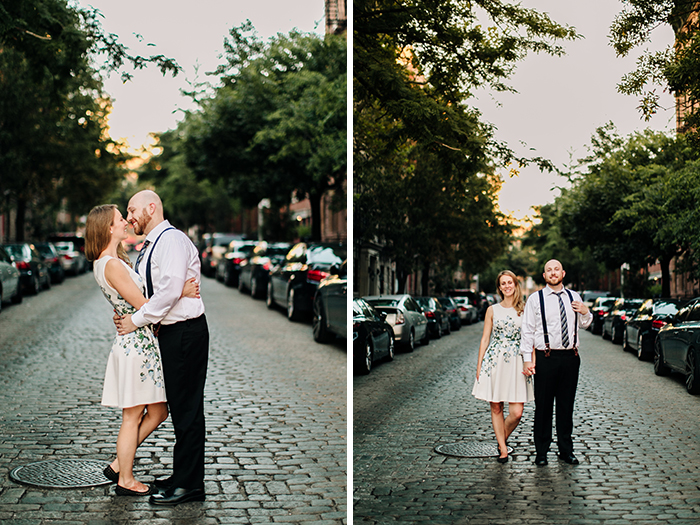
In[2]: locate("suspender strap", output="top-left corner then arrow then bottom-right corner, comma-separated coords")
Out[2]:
145,227 -> 175,298
538,289 -> 550,356
565,289 -> 579,354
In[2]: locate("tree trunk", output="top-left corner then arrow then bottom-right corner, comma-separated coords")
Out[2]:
421,262 -> 430,296
660,256 -> 671,298
396,266 -> 407,294
309,192 -> 322,242
15,198 -> 26,242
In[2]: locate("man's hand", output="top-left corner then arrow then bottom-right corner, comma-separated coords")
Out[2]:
571,300 -> 589,316
523,361 -> 535,377
116,313 -> 138,335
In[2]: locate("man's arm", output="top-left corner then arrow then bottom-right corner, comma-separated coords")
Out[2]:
520,296 -> 537,362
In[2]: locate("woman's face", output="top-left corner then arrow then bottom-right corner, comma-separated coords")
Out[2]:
499,275 -> 516,298
111,208 -> 129,241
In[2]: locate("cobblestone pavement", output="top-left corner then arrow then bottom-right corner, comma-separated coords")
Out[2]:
354,320 -> 700,524
0,271 -> 347,524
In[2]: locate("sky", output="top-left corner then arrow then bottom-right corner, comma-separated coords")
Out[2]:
75,0 -> 326,151
472,0 -> 676,221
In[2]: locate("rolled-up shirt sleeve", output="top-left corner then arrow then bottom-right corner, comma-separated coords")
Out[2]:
520,296 -> 538,362
131,235 -> 188,327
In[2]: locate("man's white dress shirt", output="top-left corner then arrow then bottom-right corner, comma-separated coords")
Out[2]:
131,220 -> 205,327
520,286 -> 592,362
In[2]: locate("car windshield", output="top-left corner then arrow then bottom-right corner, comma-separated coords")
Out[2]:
4,245 -> 26,258
366,298 -> 399,307
597,298 -> 617,308
654,302 -> 682,315
35,245 -> 54,257
54,242 -> 75,253
307,245 -> 346,265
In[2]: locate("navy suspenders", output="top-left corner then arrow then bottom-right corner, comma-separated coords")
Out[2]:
537,288 -> 578,357
143,227 -> 175,298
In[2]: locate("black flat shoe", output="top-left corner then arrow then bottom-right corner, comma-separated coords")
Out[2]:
149,487 -> 205,506
559,454 -> 579,465
103,465 -> 119,483
496,455 -> 509,464
115,484 -> 155,496
535,456 -> 548,466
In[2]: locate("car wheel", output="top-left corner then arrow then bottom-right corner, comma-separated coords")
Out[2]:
405,329 -> 415,352
29,275 -> 40,295
287,288 -> 302,322
452,319 -> 461,331
237,274 -> 247,293
444,320 -> 451,335
611,325 -> 621,344
43,273 -> 51,290
434,322 -> 442,339
266,282 -> 275,309
622,329 -> 630,351
637,334 -> 648,361
686,348 -> 700,394
358,340 -> 372,375
602,324 -> 610,340
312,295 -> 333,343
420,326 -> 430,346
386,336 -> 395,361
654,338 -> 671,376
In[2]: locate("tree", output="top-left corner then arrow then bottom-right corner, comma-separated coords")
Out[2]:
183,25 -> 347,241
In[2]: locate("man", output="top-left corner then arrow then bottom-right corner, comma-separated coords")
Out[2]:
116,190 -> 209,505
521,259 -> 591,466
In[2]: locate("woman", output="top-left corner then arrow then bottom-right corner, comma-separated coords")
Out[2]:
472,270 -> 534,463
85,204 -> 199,495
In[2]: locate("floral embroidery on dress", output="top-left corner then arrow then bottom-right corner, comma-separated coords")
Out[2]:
481,315 -> 522,376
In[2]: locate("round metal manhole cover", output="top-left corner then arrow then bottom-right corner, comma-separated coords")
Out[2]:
10,459 -> 112,489
434,441 -> 514,458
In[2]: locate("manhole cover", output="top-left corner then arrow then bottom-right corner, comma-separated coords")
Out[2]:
434,441 -> 514,458
9,459 -> 112,488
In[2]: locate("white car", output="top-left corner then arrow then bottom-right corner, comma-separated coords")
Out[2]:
453,297 -> 478,324
54,241 -> 87,275
0,246 -> 22,310
364,294 -> 429,352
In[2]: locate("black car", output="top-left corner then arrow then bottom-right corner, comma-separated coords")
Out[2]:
238,242 -> 292,299
215,240 -> 259,287
312,261 -> 347,343
590,296 -> 619,335
199,232 -> 244,278
35,242 -> 65,284
437,296 -> 461,331
623,298 -> 687,361
2,243 -> 51,295
267,242 -> 346,321
655,297 -> 700,394
415,296 -> 451,338
353,298 -> 395,375
602,298 -> 645,344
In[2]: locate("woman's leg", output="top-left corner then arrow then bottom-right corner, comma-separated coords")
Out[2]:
490,402 -> 508,457
109,403 -> 168,474
116,405 -> 148,490
504,402 -> 524,441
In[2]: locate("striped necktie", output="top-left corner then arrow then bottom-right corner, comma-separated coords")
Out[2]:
554,291 -> 570,348
134,240 -> 150,275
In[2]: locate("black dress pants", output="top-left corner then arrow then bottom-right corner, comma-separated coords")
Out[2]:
533,349 -> 580,457
157,314 -> 209,489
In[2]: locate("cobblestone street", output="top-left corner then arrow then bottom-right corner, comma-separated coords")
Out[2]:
0,271 -> 347,524
354,321 -> 700,524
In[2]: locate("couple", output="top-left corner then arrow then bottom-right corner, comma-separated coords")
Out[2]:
472,260 -> 592,465
85,190 -> 209,505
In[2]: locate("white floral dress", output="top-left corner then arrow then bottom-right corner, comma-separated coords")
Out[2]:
94,256 -> 166,408
472,303 -> 534,403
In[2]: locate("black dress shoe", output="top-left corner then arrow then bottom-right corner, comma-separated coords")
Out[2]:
153,477 -> 173,489
535,456 -> 548,466
103,465 -> 119,483
149,487 -> 205,506
559,454 -> 579,465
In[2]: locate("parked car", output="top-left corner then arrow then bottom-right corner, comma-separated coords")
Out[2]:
623,298 -> 687,360
312,261 -> 347,343
415,296 -> 451,338
0,246 -> 22,310
580,290 -> 610,308
238,242 -> 291,298
602,298 -> 645,344
34,242 -> 65,284
453,297 -> 478,324
267,242 -> 346,321
199,233 -> 244,278
52,240 -> 87,275
215,240 -> 259,287
654,297 -> 700,394
589,296 -> 619,335
449,289 -> 485,321
437,296 -> 462,331
2,243 -> 50,295
353,298 -> 395,375
364,294 -> 429,352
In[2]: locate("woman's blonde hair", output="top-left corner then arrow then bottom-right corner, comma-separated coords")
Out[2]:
85,204 -> 132,267
496,270 -> 524,315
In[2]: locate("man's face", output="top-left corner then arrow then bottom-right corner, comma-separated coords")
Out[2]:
126,200 -> 151,236
543,261 -> 565,287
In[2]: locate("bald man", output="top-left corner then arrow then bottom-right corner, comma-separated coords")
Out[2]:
520,259 -> 592,466
117,190 -> 209,505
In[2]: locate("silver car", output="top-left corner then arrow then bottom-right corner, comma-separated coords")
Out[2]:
453,297 -> 478,324
364,294 -> 429,352
0,246 -> 22,310
54,241 -> 87,275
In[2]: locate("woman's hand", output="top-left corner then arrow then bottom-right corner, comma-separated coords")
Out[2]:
181,277 -> 200,299
476,363 -> 481,381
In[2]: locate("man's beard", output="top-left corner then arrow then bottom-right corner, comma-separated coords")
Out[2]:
132,210 -> 151,235
545,276 -> 563,286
